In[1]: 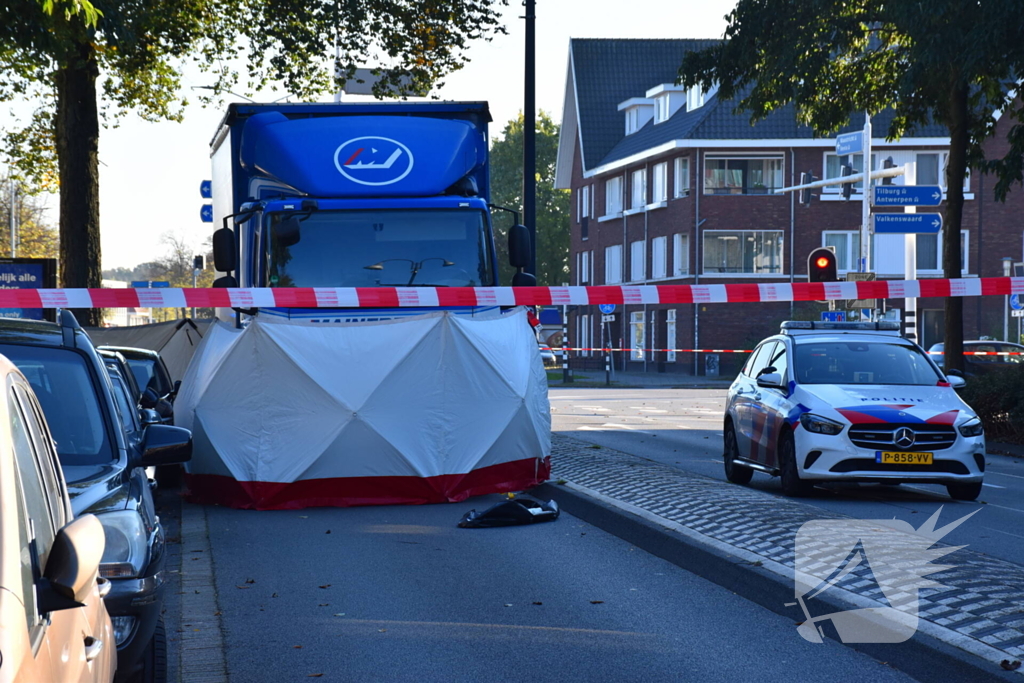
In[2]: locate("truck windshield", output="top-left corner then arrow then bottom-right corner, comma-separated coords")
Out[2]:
266,209 -> 494,288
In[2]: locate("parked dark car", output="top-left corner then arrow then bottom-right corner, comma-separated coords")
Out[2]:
927,340 -> 1024,376
99,346 -> 176,407
0,312 -> 192,683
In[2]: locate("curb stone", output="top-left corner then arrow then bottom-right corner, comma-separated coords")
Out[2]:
178,502 -> 228,683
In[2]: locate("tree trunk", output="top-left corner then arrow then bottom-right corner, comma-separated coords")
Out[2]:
943,82 -> 969,374
54,38 -> 102,328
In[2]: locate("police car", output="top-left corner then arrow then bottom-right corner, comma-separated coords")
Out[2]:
723,321 -> 985,500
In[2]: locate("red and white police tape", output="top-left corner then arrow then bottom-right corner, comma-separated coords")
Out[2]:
540,347 -> 1024,355
11,275 -> 1024,309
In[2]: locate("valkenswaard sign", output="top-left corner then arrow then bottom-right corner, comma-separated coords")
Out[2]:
873,213 -> 943,234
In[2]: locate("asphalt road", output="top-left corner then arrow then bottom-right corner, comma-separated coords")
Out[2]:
550,387 -> 1024,568
199,497 -> 917,683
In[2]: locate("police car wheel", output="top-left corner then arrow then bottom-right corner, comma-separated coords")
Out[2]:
779,432 -> 812,497
723,423 -> 753,485
946,481 -> 982,501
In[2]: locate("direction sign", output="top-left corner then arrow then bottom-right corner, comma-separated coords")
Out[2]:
1013,310 -> 1024,318
873,185 -> 943,207
836,132 -> 863,156
200,204 -> 213,223
821,311 -> 846,322
873,213 -> 942,234
200,180 -> 212,199
598,304 -> 616,314
1011,294 -> 1022,311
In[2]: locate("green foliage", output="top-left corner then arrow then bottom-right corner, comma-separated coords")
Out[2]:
959,365 -> 1024,443
0,175 -> 58,258
489,112 -> 570,286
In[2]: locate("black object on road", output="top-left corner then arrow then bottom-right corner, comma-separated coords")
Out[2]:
458,496 -> 559,528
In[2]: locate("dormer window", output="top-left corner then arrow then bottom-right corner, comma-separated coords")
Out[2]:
617,98 -> 654,135
645,84 -> 687,124
686,83 -> 718,112
655,96 -> 671,124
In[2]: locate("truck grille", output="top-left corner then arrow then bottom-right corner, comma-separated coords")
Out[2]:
847,423 -> 957,452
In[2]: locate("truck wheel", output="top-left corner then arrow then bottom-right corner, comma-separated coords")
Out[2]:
779,431 -> 813,497
946,481 -> 982,501
135,617 -> 167,683
723,423 -> 753,485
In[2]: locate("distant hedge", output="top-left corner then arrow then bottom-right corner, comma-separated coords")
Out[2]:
959,365 -> 1024,443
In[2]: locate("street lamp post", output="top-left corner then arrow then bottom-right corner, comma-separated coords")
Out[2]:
1004,258 -> 1014,342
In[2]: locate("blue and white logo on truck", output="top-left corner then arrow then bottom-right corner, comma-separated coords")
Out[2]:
334,136 -> 414,186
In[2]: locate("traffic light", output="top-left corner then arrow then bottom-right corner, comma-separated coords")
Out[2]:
841,164 -> 855,200
881,156 -> 896,185
799,172 -> 817,206
808,247 -> 838,283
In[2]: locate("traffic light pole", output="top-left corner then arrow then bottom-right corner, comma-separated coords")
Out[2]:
860,113 -> 872,277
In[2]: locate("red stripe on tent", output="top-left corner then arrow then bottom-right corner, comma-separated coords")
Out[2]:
724,284 -> 762,302
89,289 -> 142,308
183,456 -> 552,510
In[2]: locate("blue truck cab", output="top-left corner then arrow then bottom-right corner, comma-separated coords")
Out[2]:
209,102 -> 531,319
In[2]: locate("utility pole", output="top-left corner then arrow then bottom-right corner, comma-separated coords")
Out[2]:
523,0 -> 537,277
860,112 -> 872,275
8,179 -> 17,258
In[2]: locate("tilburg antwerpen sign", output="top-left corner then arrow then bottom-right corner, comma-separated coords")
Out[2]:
873,185 -> 943,207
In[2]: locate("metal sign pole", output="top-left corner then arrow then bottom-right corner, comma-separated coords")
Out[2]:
903,162 -> 917,341
861,112 -> 872,275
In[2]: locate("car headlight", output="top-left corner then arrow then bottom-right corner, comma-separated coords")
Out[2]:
959,417 -> 984,438
800,413 -> 845,435
98,511 -> 148,579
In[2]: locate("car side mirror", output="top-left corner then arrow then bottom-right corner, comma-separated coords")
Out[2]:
140,424 -> 192,467
140,408 -> 162,427
38,514 -> 104,613
756,372 -> 785,389
947,375 -> 967,389
141,386 -> 159,410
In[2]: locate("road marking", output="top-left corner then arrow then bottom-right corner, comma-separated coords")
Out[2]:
981,482 -> 1006,489
981,526 -> 1024,541
574,406 -> 610,411
986,469 -> 1024,480
981,502 -> 1024,515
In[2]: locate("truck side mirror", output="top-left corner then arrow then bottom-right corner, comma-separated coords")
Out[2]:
512,271 -> 536,287
212,227 -> 236,273
213,275 -> 237,288
508,224 -> 530,269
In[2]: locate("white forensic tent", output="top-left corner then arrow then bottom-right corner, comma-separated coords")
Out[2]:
176,309 -> 551,509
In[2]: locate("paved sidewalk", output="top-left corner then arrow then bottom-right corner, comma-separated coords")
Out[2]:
548,433 -> 1024,673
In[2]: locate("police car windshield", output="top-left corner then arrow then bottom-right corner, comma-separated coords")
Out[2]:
266,209 -> 493,288
793,341 -> 942,386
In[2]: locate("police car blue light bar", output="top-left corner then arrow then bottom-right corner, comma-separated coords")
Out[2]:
781,321 -> 901,332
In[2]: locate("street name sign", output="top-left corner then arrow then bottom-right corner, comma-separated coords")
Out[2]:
873,213 -> 942,234
836,132 -> 863,156
873,185 -> 943,207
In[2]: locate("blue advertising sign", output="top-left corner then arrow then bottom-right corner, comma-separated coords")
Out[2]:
821,311 -> 846,322
150,281 -> 171,288
873,213 -> 943,234
131,281 -> 171,288
873,185 -> 943,207
0,262 -> 46,320
835,132 -> 863,156
598,304 -> 616,314
200,180 -> 212,199
200,204 -> 214,223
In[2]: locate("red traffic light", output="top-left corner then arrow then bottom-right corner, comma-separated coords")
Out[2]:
807,248 -> 838,283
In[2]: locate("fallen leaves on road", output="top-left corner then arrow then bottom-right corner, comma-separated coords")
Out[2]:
325,530 -> 331,534
590,600 -> 604,604
333,613 -> 345,617
319,584 -> 332,589
294,645 -> 303,649
504,603 -> 513,607
235,585 -> 251,589
272,593 -> 279,598
532,601 -> 543,605
1001,660 -> 1022,671
245,578 -> 256,584
378,629 -> 387,633
319,603 -> 329,607
308,675 -> 324,678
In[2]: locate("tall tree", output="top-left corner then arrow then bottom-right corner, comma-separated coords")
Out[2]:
1,0 -> 507,325
489,112 -> 570,286
678,1 -> 1024,372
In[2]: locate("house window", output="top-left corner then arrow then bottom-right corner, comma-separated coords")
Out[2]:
824,153 -> 876,192
579,250 -> 591,285
674,158 -> 690,198
631,169 -> 647,210
916,153 -> 940,186
655,96 -> 671,124
687,86 -> 704,111
605,176 -> 623,216
871,231 -> 969,275
580,185 -> 590,220
630,311 -> 645,361
630,240 -> 646,282
673,233 -> 689,276
652,163 -> 668,203
703,231 -> 784,274
822,231 -> 862,272
605,245 -> 623,284
625,108 -> 640,135
579,314 -> 591,357
652,236 -> 667,279
666,309 -> 677,362
703,155 -> 784,195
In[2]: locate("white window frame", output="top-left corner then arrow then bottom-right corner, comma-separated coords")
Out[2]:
870,230 -> 969,276
631,169 -> 647,210
703,154 -> 785,195
605,245 -> 623,284
630,311 -> 645,361
673,233 -> 689,276
702,230 -> 785,276
652,162 -> 668,203
651,236 -> 668,280
625,107 -> 639,135
822,150 -> 971,196
579,314 -> 591,357
655,96 -> 671,124
821,231 -> 861,274
578,250 -> 592,285
630,240 -> 646,282
674,157 -> 690,198
580,185 -> 590,221
604,176 -> 623,217
666,309 -> 677,362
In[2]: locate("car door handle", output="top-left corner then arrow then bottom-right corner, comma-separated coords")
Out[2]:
97,577 -> 111,599
84,637 -> 104,663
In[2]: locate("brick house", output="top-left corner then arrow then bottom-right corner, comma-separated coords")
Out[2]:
554,38 -> 1022,377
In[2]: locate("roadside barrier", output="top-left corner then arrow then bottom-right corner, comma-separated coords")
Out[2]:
10,274 -> 1024,309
